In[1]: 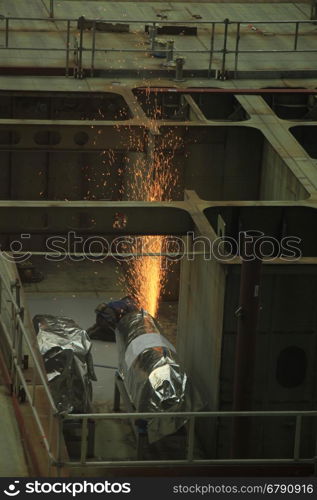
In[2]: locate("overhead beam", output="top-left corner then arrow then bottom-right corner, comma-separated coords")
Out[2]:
0,124 -> 147,151
0,201 -> 193,235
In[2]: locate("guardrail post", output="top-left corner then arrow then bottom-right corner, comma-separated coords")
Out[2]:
5,18 -> 9,48
65,20 -> 70,77
314,436 -> 317,475
80,418 -> 88,464
56,415 -> 64,477
187,417 -> 195,462
208,22 -> 215,78
219,18 -> 230,80
293,415 -> 302,460
294,22 -> 299,50
17,308 -> 24,368
234,22 -> 241,77
10,280 -> 19,351
75,17 -> 84,79
90,21 -> 97,77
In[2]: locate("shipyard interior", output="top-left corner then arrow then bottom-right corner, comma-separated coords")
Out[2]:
1,0 -> 317,479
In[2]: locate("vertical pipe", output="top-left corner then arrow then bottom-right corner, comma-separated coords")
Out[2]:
234,22 -> 241,76
220,18 -> 230,80
232,230 -> 262,458
294,22 -> 299,51
208,23 -> 215,78
5,18 -> 9,48
49,0 -> 54,19
65,20 -> 70,77
91,21 -> 96,77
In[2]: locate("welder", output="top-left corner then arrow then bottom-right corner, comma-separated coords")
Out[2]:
87,296 -> 138,341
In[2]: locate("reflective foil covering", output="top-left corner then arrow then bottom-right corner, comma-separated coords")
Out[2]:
33,315 -> 96,414
116,311 -> 196,443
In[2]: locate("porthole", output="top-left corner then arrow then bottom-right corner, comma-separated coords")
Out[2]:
74,131 -> 89,146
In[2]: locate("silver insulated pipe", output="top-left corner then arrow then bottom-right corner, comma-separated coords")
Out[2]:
115,310 -> 192,442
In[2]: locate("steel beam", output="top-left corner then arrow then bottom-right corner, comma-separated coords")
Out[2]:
0,201 -> 193,235
0,124 -> 147,151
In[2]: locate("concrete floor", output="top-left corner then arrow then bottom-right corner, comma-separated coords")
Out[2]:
0,385 -> 28,477
24,257 -> 178,404
0,1 -> 315,74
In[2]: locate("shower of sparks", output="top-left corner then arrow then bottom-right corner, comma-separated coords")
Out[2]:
96,90 -> 182,318
119,94 -> 182,317
124,150 -> 179,316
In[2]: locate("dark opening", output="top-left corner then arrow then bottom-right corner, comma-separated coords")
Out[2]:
276,346 -> 307,388
290,126 -> 317,159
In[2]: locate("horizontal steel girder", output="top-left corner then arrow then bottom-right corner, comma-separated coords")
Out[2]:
0,124 -> 148,151
0,201 -> 193,235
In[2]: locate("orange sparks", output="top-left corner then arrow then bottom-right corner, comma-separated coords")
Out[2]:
122,111 -> 181,317
129,235 -> 165,317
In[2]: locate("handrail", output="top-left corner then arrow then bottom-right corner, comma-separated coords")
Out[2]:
66,410 -> 317,419
0,269 -> 57,412
0,16 -> 316,78
1,16 -> 317,24
61,409 -> 317,468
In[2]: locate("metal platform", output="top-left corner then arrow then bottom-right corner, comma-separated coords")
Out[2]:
0,1 -> 317,78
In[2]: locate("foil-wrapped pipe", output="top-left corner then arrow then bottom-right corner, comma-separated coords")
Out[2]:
33,315 -> 96,414
116,310 -> 194,443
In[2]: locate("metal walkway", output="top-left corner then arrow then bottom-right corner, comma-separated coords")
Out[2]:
0,1 -> 316,78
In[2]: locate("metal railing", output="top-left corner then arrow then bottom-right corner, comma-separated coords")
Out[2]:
0,258 -> 59,474
63,409 -> 317,469
0,256 -> 317,474
0,15 -> 317,79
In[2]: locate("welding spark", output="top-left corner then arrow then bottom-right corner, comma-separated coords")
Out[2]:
119,97 -> 182,317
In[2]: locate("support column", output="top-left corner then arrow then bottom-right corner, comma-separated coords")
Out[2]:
232,230 -> 262,458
